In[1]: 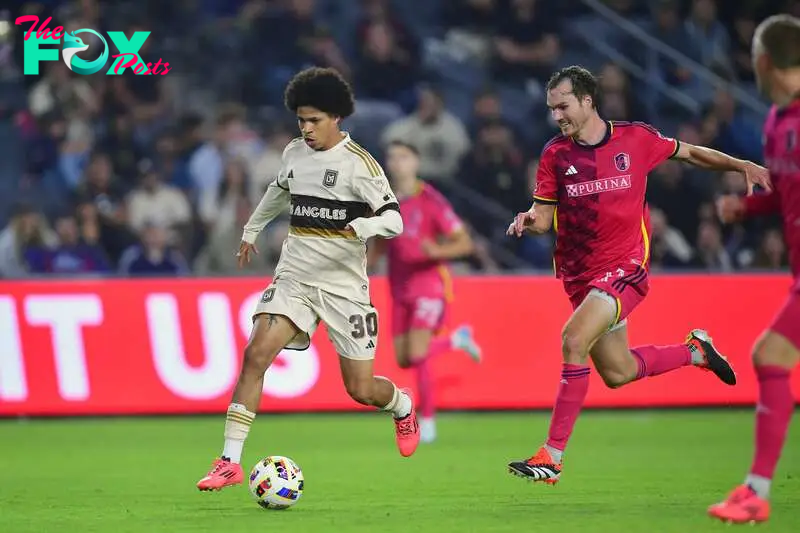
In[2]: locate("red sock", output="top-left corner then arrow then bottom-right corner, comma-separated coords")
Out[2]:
750,365 -> 794,479
630,344 -> 692,380
415,360 -> 435,418
545,363 -> 590,452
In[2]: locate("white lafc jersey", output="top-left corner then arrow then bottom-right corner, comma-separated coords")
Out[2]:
249,133 -> 399,304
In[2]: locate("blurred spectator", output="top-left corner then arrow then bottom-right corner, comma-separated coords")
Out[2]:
195,196 -> 283,276
648,207 -> 694,269
355,20 -> 419,108
491,0 -> 560,91
73,151 -> 136,262
730,10 -> 757,83
118,223 -> 190,276
99,113 -> 147,187
752,228 -> 789,270
647,0 -> 698,87
0,204 -> 56,278
126,167 -> 192,243
382,86 -> 470,186
458,119 -> 529,222
249,124 -> 296,204
188,104 -> 261,202
597,63 -> 647,122
199,157 -> 251,231
647,159 -> 708,244
684,0 -> 732,75
705,88 -> 762,163
24,212 -> 110,275
691,220 -> 734,271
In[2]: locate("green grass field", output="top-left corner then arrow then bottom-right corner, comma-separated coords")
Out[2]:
2,410 -> 798,533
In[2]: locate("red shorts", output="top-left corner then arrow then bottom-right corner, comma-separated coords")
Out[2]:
391,296 -> 448,336
563,263 -> 650,326
768,288 -> 800,350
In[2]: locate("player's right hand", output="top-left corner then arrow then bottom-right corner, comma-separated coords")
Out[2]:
236,241 -> 258,268
716,195 -> 745,224
506,211 -> 536,237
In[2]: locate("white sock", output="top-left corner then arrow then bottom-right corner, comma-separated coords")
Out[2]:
222,403 -> 256,464
544,444 -> 563,464
378,379 -> 412,419
688,346 -> 705,365
745,474 -> 771,499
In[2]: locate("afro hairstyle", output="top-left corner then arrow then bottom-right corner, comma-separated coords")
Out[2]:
284,67 -> 355,118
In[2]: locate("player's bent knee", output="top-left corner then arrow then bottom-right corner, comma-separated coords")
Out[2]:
561,331 -> 590,363
599,370 -> 629,389
752,331 -> 800,369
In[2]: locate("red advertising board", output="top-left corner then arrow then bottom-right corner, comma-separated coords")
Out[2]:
0,275 -> 796,416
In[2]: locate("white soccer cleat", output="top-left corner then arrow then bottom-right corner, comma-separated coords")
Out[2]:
451,325 -> 482,363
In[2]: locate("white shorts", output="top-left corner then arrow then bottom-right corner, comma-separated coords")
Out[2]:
253,277 -> 378,360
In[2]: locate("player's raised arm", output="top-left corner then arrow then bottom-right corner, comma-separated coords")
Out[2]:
347,161 -> 403,240
672,140 -> 772,194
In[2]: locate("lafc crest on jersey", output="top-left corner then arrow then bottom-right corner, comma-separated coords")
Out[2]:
323,169 -> 338,187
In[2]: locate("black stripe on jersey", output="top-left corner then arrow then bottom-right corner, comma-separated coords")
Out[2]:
669,139 -> 681,158
289,194 -> 371,230
375,202 -> 400,216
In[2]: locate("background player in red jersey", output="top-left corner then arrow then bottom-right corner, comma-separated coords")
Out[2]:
708,15 -> 800,525
505,65 -> 772,485
369,141 -> 482,443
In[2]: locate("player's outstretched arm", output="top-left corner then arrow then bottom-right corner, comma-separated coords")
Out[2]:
241,180 -> 291,245
673,142 -> 772,194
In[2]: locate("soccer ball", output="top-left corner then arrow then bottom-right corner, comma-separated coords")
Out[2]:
248,456 -> 304,510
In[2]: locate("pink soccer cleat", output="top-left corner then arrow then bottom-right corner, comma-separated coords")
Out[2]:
196,457 -> 244,491
394,388 -> 420,457
708,485 -> 771,524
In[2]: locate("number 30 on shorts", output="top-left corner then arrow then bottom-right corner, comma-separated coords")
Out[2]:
349,311 -> 378,338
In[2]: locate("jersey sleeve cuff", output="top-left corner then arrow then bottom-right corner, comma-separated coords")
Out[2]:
533,195 -> 558,205
375,202 -> 400,216
669,139 -> 680,159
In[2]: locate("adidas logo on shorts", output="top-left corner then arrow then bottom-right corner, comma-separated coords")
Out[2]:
365,340 -> 375,350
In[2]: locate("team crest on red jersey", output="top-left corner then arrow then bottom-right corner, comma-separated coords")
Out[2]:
614,152 -> 631,172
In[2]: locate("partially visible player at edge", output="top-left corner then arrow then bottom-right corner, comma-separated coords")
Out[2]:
368,141 -> 483,443
197,67 -> 420,492
505,65 -> 771,484
708,14 -> 800,525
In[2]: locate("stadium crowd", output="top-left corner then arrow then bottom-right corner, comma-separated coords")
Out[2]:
0,0 -> 795,278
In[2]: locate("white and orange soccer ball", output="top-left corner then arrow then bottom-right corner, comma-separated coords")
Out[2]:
248,455 -> 304,510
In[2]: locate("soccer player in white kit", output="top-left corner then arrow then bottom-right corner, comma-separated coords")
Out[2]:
197,67 -> 420,491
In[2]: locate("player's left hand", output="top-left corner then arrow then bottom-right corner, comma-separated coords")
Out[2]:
739,161 -> 772,195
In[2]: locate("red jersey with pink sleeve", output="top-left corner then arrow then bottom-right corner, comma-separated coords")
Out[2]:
752,99 -> 800,281
534,121 -> 680,282
386,182 -> 462,300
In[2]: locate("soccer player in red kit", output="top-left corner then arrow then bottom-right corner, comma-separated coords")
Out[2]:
505,66 -> 771,484
369,141 -> 482,443
708,15 -> 800,525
